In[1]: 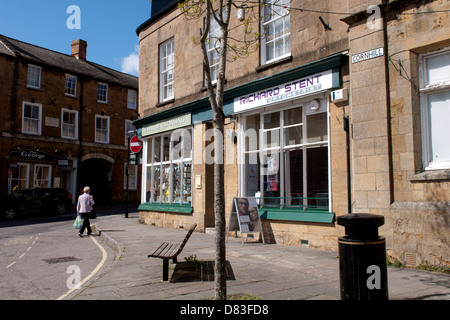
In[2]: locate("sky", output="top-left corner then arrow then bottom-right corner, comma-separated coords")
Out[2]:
0,1 -> 152,76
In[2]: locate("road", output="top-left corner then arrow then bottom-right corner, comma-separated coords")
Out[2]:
0,211 -> 116,300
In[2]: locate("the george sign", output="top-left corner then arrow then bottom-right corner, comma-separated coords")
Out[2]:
130,136 -> 142,154
351,47 -> 384,64
227,197 -> 265,246
234,69 -> 334,113
142,113 -> 191,137
10,149 -> 54,162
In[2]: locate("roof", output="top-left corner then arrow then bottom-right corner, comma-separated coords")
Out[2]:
136,0 -> 179,35
0,34 -> 138,89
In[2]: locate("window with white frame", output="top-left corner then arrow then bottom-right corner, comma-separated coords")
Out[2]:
144,128 -> 192,205
61,109 -> 78,139
207,14 -> 221,83
125,120 -> 136,145
261,0 -> 291,65
419,47 -> 450,170
239,103 -> 329,210
10,163 -> 30,193
125,164 -> 138,190
95,115 -> 110,143
98,83 -> 108,103
34,164 -> 52,188
160,39 -> 174,102
22,102 -> 42,135
65,74 -> 77,96
127,89 -> 137,109
27,65 -> 41,89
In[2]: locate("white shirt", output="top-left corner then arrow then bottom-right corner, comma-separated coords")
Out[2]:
77,192 -> 95,214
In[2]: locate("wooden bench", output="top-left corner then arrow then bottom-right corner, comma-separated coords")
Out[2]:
148,224 -> 197,281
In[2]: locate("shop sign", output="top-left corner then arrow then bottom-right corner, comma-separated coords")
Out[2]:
10,149 -> 54,162
142,113 -> 191,137
351,47 -> 384,64
234,69 -> 334,113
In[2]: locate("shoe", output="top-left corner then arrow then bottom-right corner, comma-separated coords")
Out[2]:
87,233 -> 92,236
78,233 -> 83,238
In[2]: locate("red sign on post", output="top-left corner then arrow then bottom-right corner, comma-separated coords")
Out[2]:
130,136 -> 142,154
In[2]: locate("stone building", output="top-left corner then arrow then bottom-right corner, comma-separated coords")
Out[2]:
134,0 -> 449,267
0,35 -> 140,205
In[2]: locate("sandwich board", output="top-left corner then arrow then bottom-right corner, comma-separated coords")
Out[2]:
227,197 -> 265,246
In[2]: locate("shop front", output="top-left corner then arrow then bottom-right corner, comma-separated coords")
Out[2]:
135,53 -> 349,249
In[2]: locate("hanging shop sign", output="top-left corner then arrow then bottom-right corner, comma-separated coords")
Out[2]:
351,47 -> 384,64
10,149 -> 54,162
234,69 -> 334,113
142,113 -> 191,137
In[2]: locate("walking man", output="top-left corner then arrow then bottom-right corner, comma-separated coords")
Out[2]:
77,186 -> 95,237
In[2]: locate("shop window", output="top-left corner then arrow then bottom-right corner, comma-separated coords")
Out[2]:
144,128 -> 192,205
160,38 -> 174,102
34,165 -> 52,188
261,0 -> 291,65
65,74 -> 77,97
27,64 -> 41,89
98,83 -> 108,103
61,109 -> 78,139
10,163 -> 30,193
95,115 -> 110,144
240,104 -> 329,211
419,47 -> 450,170
22,102 -> 42,135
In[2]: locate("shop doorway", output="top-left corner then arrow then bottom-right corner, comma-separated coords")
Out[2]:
78,158 -> 112,206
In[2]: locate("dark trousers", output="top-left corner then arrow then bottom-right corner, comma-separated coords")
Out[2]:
79,212 -> 92,235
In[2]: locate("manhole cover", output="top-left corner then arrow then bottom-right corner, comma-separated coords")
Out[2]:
43,256 -> 81,264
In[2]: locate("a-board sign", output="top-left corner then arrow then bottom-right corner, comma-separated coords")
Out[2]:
227,197 -> 265,245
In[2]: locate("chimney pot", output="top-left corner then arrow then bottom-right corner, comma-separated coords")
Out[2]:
71,39 -> 87,60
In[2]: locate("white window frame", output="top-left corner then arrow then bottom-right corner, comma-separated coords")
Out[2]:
65,74 -> 77,97
419,46 -> 450,170
143,128 -> 193,205
22,102 -> 42,136
238,99 -> 331,211
160,38 -> 175,102
127,89 -> 137,109
98,83 -> 108,103
95,115 -> 110,144
33,164 -> 52,188
261,0 -> 291,65
61,108 -> 79,140
207,14 -> 221,84
10,163 -> 30,193
27,64 -> 41,89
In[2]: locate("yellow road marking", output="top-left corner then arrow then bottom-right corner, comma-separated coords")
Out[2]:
56,236 -> 108,300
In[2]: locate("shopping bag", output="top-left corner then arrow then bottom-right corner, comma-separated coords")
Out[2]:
73,216 -> 83,229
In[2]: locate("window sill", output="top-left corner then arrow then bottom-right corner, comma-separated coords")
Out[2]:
256,55 -> 293,73
259,207 -> 335,224
138,202 -> 193,214
156,99 -> 175,108
410,169 -> 450,182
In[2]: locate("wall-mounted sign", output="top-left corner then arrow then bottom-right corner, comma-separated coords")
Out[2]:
142,113 -> 191,137
351,47 -> 384,64
234,69 -> 334,113
10,150 -> 54,162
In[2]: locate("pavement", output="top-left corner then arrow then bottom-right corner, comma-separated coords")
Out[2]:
66,207 -> 450,301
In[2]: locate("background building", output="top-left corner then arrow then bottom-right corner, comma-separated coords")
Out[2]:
0,35 -> 140,205
134,0 -> 449,267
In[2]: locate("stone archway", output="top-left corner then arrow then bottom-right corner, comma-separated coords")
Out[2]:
79,154 -> 114,206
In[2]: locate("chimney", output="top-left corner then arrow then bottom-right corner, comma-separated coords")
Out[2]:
71,39 -> 87,60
